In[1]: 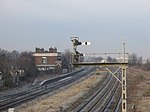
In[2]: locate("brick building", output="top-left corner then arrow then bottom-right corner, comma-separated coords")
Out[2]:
32,47 -> 62,74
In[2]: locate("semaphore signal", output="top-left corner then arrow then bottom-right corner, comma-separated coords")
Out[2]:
70,37 -> 128,112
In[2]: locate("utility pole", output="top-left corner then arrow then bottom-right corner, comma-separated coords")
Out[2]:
122,43 -> 127,112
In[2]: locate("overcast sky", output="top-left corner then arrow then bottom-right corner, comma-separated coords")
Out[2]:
0,0 -> 150,58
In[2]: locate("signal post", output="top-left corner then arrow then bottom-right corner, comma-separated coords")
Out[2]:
70,37 -> 128,112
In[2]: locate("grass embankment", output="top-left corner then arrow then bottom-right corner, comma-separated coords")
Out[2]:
127,67 -> 150,112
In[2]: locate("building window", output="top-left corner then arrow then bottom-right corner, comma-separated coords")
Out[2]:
57,56 -> 61,61
42,57 -> 47,64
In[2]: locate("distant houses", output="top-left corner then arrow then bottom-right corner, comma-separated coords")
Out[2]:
32,47 -> 62,74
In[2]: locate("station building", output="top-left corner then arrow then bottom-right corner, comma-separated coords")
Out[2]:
32,47 -> 62,74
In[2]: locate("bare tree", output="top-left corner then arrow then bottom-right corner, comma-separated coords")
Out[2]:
0,49 -> 39,87
17,52 -> 38,78
0,49 -> 11,78
0,49 -> 13,87
128,53 -> 138,66
62,50 -> 72,72
10,50 -> 19,70
137,56 -> 143,67
107,56 -> 117,62
142,58 -> 150,71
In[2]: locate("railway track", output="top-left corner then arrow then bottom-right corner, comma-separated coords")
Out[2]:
0,67 -> 95,111
105,85 -> 122,112
67,72 -> 121,112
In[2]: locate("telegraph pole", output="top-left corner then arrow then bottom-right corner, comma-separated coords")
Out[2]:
122,43 -> 127,112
